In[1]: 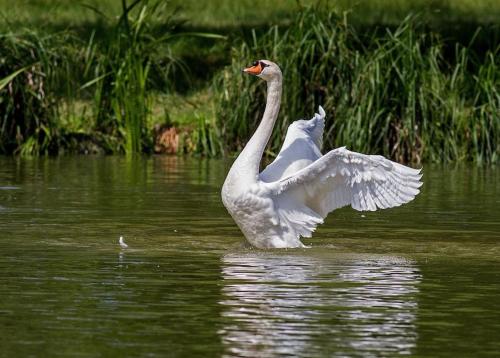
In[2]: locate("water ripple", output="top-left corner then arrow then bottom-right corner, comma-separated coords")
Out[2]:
220,253 -> 421,357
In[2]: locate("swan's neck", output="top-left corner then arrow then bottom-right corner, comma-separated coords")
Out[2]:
231,78 -> 282,182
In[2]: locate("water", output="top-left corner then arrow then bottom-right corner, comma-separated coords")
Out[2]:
0,156 -> 499,357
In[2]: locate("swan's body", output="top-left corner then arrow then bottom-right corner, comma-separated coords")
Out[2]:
222,60 -> 422,249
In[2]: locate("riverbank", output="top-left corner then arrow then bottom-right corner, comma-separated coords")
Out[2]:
0,1 -> 498,163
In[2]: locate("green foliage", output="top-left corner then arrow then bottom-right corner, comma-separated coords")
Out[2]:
0,32 -> 73,155
2,0 -> 498,31
213,7 -> 499,163
82,0 -> 171,154
82,0 -> 223,154
0,2 -> 497,162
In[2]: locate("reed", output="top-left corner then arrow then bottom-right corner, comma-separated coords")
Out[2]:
0,3 -> 497,161
81,0 -> 162,154
81,0 -> 223,154
0,31 -> 75,155
212,7 -> 499,163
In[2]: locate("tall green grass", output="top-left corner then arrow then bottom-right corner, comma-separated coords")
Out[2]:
0,0 -> 222,156
82,0 -> 222,154
213,7 -> 499,163
82,0 -> 168,154
4,0 -> 497,30
0,1 -> 165,155
0,3 -> 497,162
0,31 -> 75,155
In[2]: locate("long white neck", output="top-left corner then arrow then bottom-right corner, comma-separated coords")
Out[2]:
230,77 -> 282,183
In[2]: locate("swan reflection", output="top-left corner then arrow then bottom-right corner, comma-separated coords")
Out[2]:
219,253 -> 421,357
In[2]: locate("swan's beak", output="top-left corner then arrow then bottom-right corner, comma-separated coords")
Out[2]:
243,62 -> 262,75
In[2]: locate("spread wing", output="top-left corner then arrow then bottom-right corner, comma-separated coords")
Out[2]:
260,106 -> 326,182
273,147 -> 423,217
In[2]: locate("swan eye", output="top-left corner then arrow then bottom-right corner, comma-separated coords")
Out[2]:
260,62 -> 269,69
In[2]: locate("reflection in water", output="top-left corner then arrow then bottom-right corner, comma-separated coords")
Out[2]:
220,253 -> 421,357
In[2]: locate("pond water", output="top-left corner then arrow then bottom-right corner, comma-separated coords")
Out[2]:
0,156 -> 499,357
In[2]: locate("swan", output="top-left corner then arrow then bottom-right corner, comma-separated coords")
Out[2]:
221,60 -> 422,249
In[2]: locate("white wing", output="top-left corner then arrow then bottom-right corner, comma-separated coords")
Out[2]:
256,106 -> 422,247
274,147 -> 423,218
260,106 -> 326,182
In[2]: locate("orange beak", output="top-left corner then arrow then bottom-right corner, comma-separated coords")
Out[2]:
243,62 -> 263,75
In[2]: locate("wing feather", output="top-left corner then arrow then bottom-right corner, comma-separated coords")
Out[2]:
274,147 -> 423,216
260,106 -> 326,182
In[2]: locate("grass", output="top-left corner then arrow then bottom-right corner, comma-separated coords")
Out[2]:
0,0 -> 222,155
0,31 -> 74,155
2,0 -> 499,29
81,0 -> 167,154
212,7 -> 499,163
0,1 -> 498,162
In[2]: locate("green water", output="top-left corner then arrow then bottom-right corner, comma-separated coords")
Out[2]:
0,156 -> 499,357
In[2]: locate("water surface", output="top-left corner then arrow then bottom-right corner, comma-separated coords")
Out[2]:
0,156 -> 499,357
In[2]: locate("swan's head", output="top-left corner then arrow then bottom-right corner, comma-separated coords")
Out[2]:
243,60 -> 281,81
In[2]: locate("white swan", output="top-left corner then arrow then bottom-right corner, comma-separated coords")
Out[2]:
221,60 -> 422,249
